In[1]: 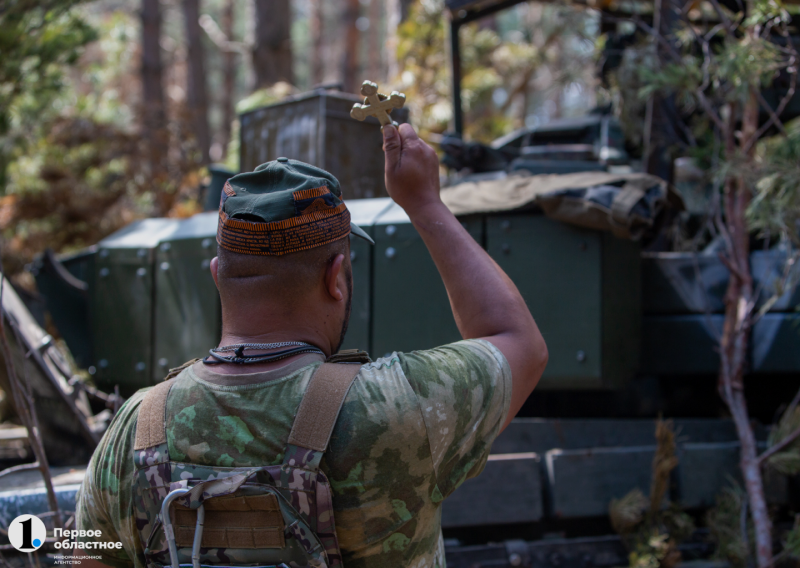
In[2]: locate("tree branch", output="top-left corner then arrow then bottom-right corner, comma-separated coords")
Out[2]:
745,89 -> 789,150
758,425 -> 800,465
198,14 -> 250,54
705,0 -> 739,33
606,13 -> 727,131
719,250 -> 748,282
752,251 -> 800,324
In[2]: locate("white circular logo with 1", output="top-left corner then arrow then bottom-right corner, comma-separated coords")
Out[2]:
8,515 -> 47,552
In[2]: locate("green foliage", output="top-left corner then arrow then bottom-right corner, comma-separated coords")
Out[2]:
1,8 -> 203,283
611,488 -> 650,535
670,7 -> 783,101
236,82 -> 298,115
785,516 -> 800,559
628,531 -> 678,568
606,0 -> 792,160
707,485 -> 752,568
748,118 -> 800,247
603,43 -> 655,151
610,494 -> 695,568
605,0 -> 799,261
609,420 -> 694,568
395,0 -> 453,139
396,0 -> 595,142
0,0 -> 97,187
764,403 -> 800,475
222,120 -> 241,173
744,0 -> 791,33
637,59 -> 702,102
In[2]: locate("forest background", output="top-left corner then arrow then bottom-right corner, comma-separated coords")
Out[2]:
0,0 -> 599,290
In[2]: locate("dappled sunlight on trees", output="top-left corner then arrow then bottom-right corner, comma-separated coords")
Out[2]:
1,5 -> 205,289
396,0 -> 598,142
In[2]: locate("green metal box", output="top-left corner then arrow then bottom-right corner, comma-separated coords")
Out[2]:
338,198 -> 394,353
239,91 -> 408,200
546,446 -> 656,517
486,214 -> 641,389
151,213 -> 220,382
640,315 -> 722,375
31,248 -> 96,369
89,203 -> 643,393
370,203 -> 483,358
92,219 -> 182,394
441,453 -> 543,527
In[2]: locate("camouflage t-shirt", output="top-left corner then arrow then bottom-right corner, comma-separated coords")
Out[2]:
76,339 -> 511,568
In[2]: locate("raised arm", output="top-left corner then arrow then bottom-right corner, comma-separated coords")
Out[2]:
382,123 -> 548,430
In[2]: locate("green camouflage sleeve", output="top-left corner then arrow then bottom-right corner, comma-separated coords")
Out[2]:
398,338 -> 512,500
75,391 -> 147,568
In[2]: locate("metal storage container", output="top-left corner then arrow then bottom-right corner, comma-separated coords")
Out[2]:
240,90 -> 409,200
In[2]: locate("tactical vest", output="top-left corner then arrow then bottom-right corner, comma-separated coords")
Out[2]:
132,360 -> 364,568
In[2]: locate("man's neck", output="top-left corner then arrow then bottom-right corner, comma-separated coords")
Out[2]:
208,328 -> 332,375
219,331 -> 325,347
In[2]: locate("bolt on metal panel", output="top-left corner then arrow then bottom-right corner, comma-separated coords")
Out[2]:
370,202 -> 484,358
92,246 -> 155,395
339,198 -> 394,354
92,218 -> 182,395
487,214 -> 604,388
152,212 -> 220,381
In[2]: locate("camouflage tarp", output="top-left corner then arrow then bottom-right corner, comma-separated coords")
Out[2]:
441,171 -> 685,240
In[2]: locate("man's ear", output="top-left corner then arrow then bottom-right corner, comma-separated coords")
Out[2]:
210,256 -> 219,289
325,254 -> 345,302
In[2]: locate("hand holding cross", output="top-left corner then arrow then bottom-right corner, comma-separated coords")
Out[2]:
350,81 -> 406,127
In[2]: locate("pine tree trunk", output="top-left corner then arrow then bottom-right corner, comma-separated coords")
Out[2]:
183,0 -> 210,163
140,0 -> 169,213
310,0 -> 324,85
386,0 -> 413,82
253,0 -> 293,89
341,0 -> 360,93
368,0 -> 381,81
718,93 -> 773,568
220,0 -> 235,152
385,0 -> 400,81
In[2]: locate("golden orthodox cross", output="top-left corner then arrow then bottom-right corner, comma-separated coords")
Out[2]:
350,80 -> 406,127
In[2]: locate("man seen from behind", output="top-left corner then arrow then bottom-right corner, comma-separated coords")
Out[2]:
75,123 -> 548,568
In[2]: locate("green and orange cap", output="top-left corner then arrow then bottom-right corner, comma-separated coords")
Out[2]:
217,157 -> 374,256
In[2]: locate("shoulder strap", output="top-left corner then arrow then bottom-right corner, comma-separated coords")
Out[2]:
326,349 -> 371,364
165,358 -> 200,380
133,361 -> 362,453
287,363 -> 362,452
134,359 -> 199,450
134,378 -> 175,450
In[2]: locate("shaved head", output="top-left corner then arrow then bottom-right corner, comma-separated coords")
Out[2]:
215,237 -> 353,351
217,237 -> 350,302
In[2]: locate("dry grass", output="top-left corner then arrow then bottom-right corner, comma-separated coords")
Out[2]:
609,419 -> 693,568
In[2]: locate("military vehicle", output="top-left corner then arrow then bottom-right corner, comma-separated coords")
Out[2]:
1,3 -> 799,567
